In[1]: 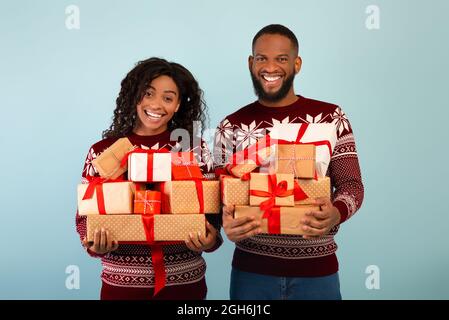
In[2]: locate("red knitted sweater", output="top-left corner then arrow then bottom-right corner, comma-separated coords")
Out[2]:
214,95 -> 364,276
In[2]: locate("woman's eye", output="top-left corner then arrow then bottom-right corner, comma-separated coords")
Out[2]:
145,91 -> 153,97
164,96 -> 174,103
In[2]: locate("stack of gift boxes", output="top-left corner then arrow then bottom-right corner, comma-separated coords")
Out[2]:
77,138 -> 220,244
221,123 -> 337,235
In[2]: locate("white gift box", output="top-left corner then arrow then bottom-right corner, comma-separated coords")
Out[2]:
128,152 -> 172,182
268,123 -> 337,177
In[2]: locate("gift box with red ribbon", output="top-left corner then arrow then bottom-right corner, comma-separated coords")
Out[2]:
92,138 -> 135,179
127,149 -> 172,182
234,205 -> 320,235
158,180 -> 220,214
225,135 -> 274,178
86,213 -> 205,242
77,180 -> 135,215
134,190 -> 161,214
249,173 -> 295,207
171,152 -> 203,180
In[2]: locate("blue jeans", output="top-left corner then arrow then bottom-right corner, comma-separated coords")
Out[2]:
230,268 -> 342,300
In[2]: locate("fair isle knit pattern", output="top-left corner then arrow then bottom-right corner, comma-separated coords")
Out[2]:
76,131 -> 218,288
214,95 -> 364,276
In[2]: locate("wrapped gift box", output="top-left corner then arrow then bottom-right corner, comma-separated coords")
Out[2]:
171,152 -> 203,180
249,173 -> 294,207
272,144 -> 316,178
86,214 -> 205,242
158,180 -> 220,214
77,181 -> 135,215
128,151 -> 172,182
92,138 -> 135,179
134,190 -> 161,214
234,205 -> 320,235
225,136 -> 274,178
268,123 -> 337,177
294,177 -> 331,205
220,175 -> 250,206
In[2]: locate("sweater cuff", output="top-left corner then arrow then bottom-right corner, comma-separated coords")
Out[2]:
333,200 -> 349,224
205,233 -> 223,253
86,247 -> 106,258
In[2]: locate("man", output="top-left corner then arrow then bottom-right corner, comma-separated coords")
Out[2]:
214,24 -> 364,300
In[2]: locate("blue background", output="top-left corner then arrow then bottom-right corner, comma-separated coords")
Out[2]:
0,0 -> 448,299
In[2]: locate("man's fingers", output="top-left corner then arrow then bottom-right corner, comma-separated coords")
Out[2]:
306,209 -> 329,220
205,222 -> 217,236
189,232 -> 203,248
93,228 -> 101,252
100,228 -> 106,249
302,224 -> 326,237
222,205 -> 235,217
226,216 -> 257,229
301,217 -> 328,229
111,240 -> 119,251
105,230 -> 113,251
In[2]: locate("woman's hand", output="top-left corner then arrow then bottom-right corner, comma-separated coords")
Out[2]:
82,227 -> 119,255
185,221 -> 218,253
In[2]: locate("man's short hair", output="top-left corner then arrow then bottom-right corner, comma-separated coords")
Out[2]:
252,24 -> 299,54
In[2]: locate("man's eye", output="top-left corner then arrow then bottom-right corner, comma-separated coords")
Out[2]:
256,57 -> 265,62
278,57 -> 288,62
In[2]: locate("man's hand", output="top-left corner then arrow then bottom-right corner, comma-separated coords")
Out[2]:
222,205 -> 262,242
185,221 -> 218,252
301,197 -> 341,239
82,227 -> 119,255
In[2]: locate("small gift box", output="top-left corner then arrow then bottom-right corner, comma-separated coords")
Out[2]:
234,205 -> 320,235
272,144 -> 316,178
268,123 -> 337,177
77,181 -> 135,215
294,177 -> 331,205
225,135 -> 274,178
158,180 -> 220,214
86,214 -> 205,242
92,138 -> 135,179
171,152 -> 203,180
220,175 -> 250,206
134,190 -> 161,214
128,150 -> 172,182
249,173 -> 294,207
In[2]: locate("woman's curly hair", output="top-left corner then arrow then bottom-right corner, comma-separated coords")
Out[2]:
103,57 -> 208,139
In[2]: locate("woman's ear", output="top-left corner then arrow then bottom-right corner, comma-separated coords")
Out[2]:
175,103 -> 180,112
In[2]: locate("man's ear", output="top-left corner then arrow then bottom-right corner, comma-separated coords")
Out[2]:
248,55 -> 254,70
295,56 -> 302,74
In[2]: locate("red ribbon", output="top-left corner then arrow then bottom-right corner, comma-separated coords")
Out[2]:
293,180 -> 309,201
122,148 -> 170,182
226,135 -> 272,177
82,177 -> 125,215
249,174 -> 293,234
141,215 -> 166,296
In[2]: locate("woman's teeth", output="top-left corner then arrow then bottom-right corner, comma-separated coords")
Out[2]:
144,110 -> 163,119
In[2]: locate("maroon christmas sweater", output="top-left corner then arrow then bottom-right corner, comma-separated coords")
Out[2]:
214,95 -> 364,276
76,131 -> 221,297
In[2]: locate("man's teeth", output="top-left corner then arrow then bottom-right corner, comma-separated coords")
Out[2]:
262,75 -> 281,82
144,110 -> 163,118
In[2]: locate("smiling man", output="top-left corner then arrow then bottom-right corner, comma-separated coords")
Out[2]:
214,24 -> 364,300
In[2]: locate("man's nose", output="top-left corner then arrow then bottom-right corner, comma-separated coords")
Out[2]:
262,59 -> 279,73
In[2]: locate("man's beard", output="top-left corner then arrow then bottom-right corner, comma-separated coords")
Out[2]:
250,71 -> 295,103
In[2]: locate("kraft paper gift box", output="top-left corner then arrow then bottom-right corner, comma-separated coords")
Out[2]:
271,144 -> 316,178
249,173 -> 295,207
294,177 -> 331,205
86,214 -> 205,242
171,152 -> 203,180
220,175 -> 250,206
92,138 -> 135,179
268,123 -> 337,177
234,205 -> 320,235
225,135 -> 274,178
128,151 -> 172,182
158,180 -> 221,214
77,181 -> 135,215
134,190 -> 161,214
